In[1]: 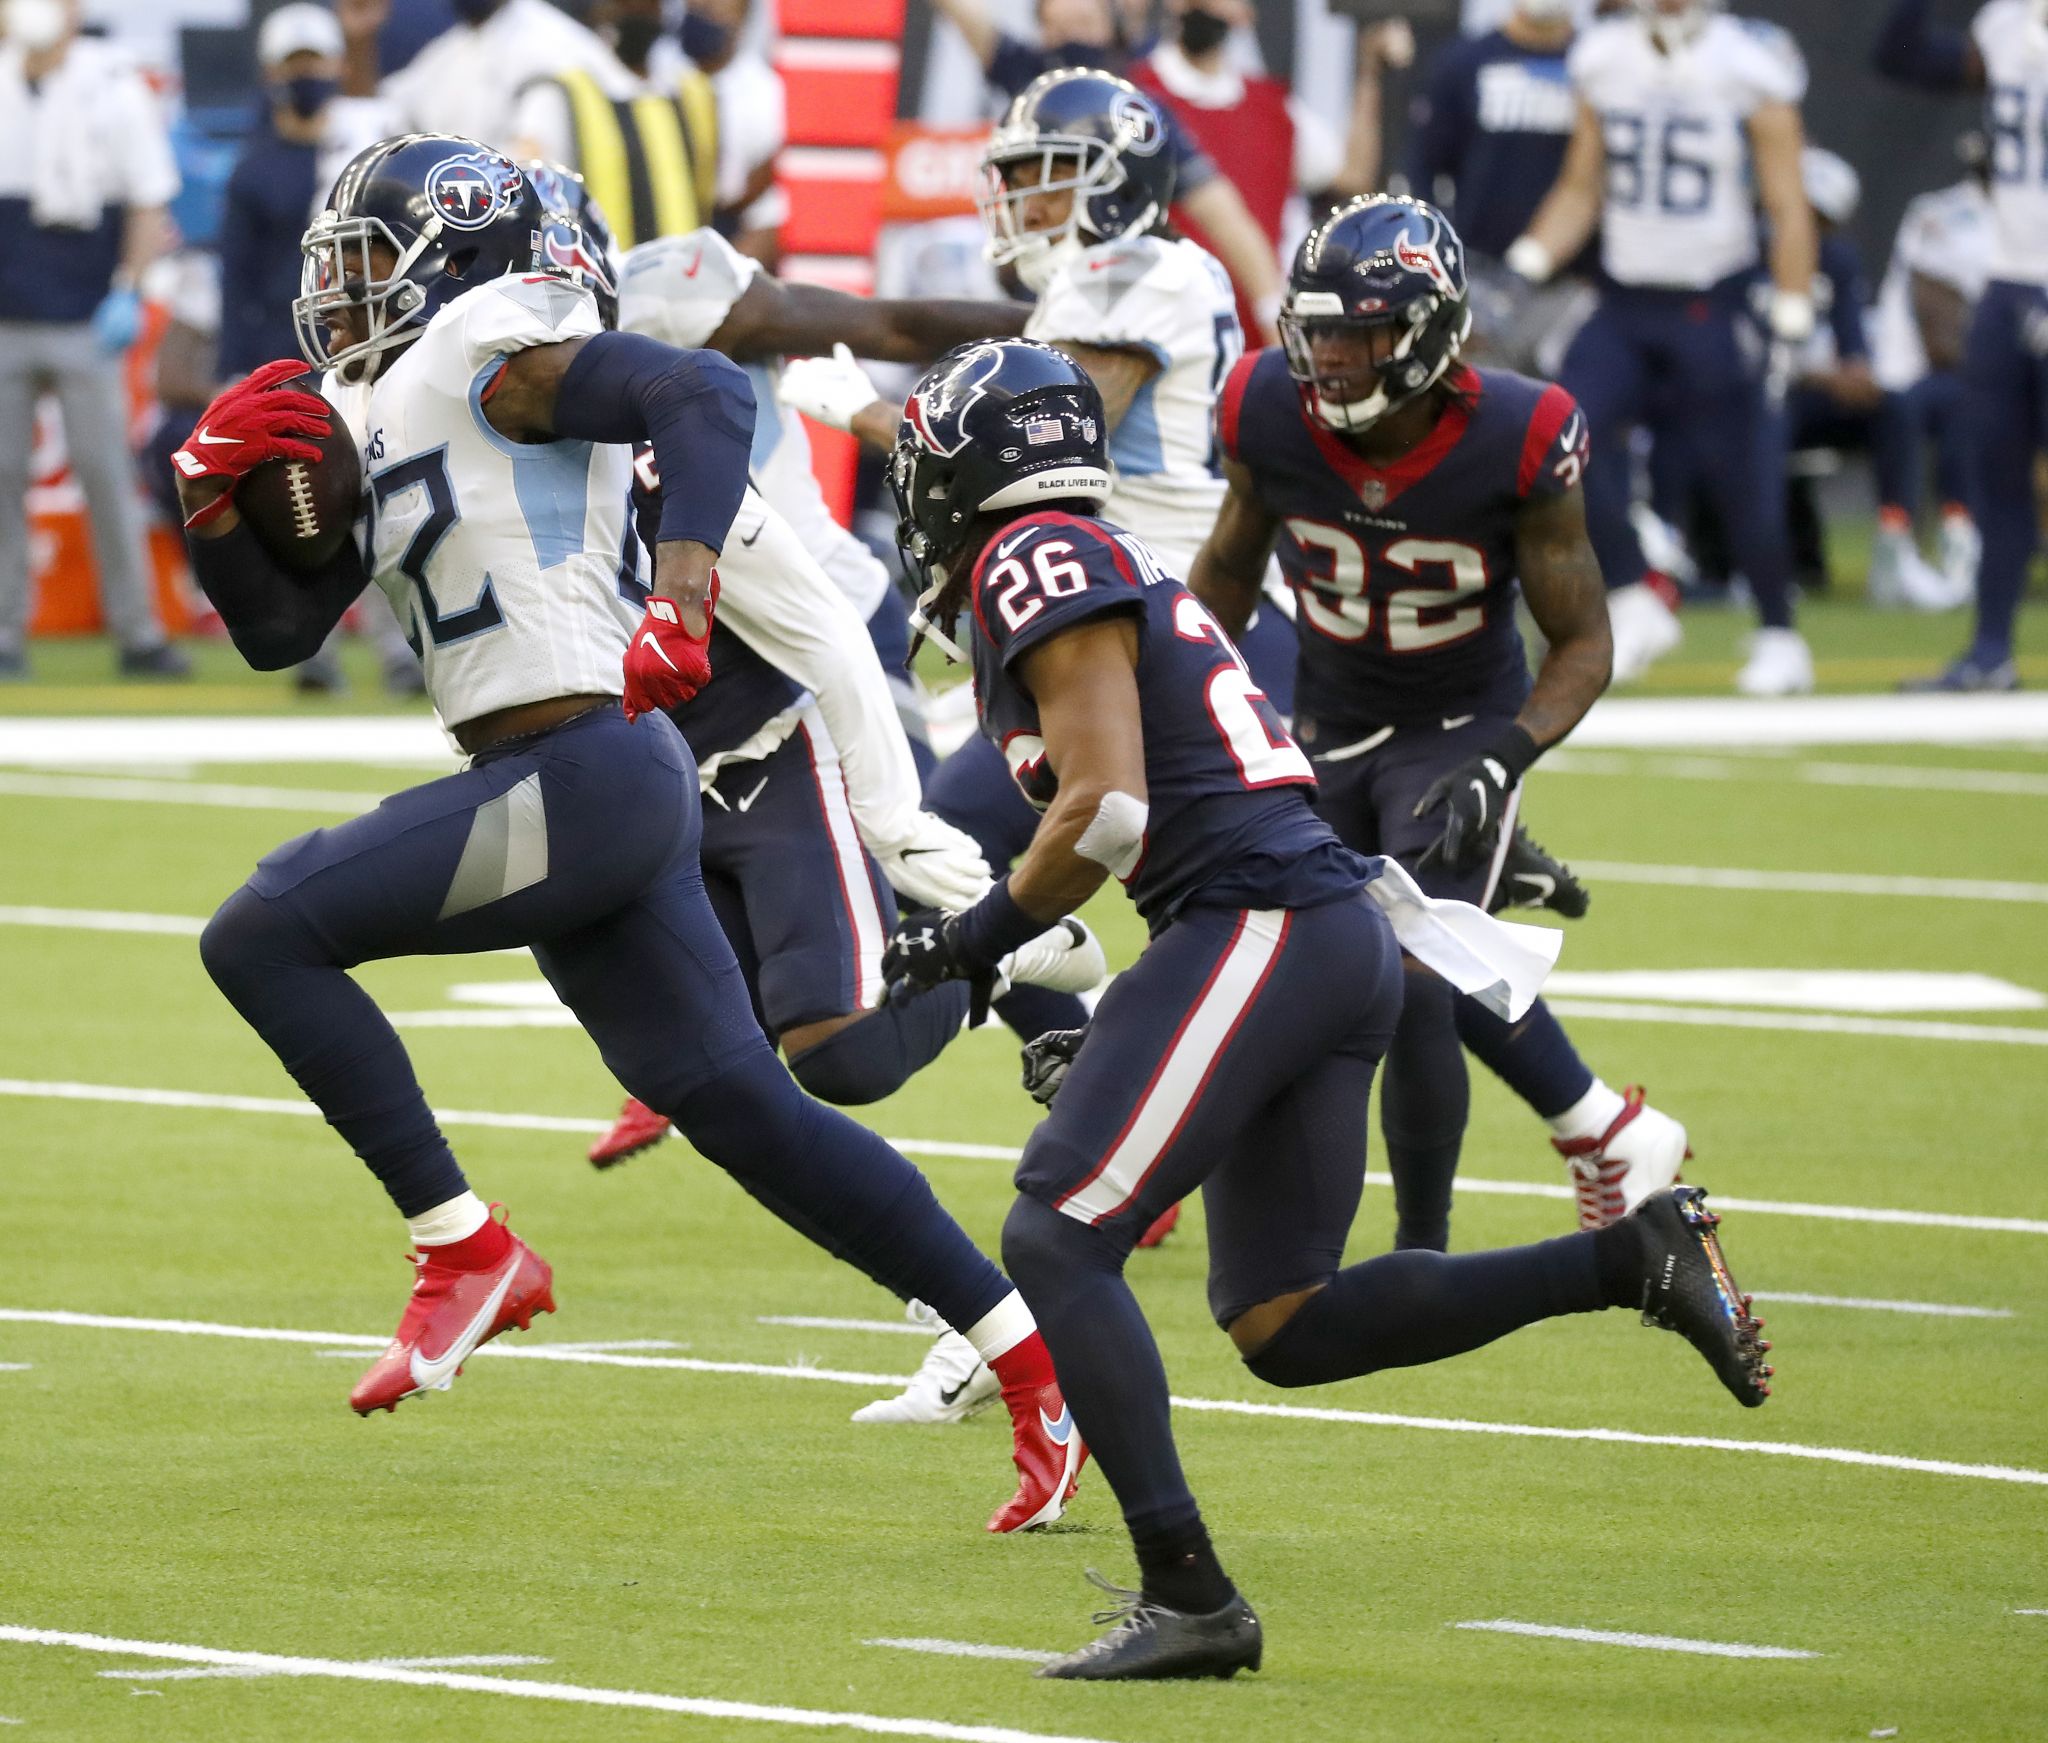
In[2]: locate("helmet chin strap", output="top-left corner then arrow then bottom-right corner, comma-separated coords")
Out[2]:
909,573 -> 970,665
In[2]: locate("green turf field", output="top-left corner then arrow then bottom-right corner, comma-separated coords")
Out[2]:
2,633 -> 2046,1741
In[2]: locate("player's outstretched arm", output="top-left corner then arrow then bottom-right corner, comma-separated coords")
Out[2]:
1873,0 -> 1986,92
1506,99 -> 1605,286
1187,457 -> 1282,640
486,331 -> 754,623
1512,481 -> 1613,750
712,274 -> 1031,368
1048,341 -> 1162,432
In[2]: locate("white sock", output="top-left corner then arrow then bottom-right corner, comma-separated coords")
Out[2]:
407,1190 -> 490,1248
960,1290 -> 1038,1366
1548,1079 -> 1628,1145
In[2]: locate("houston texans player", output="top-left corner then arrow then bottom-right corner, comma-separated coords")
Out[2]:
882,336 -> 1772,1679
575,223 -> 1103,1175
170,134 -> 1084,1532
1510,0 -> 1819,696
1193,196 -> 1687,1247
1877,0 -> 2045,691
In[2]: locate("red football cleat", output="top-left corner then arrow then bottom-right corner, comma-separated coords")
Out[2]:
987,1379 -> 1088,1533
588,1096 -> 671,1170
1135,1202 -> 1181,1249
349,1230 -> 555,1415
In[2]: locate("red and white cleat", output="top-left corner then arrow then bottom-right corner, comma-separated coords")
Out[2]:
349,1229 -> 555,1415
588,1097 -> 671,1170
1134,1201 -> 1181,1249
986,1380 -> 1088,1534
1553,1086 -> 1690,1230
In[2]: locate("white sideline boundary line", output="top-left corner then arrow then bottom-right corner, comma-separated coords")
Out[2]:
0,1627 -> 1119,1743
1569,862 -> 2048,905
865,1641 -> 1058,1665
6,1077 -> 2046,1236
1543,999 -> 2048,1047
1452,1620 -> 1817,1660
1748,1291 -> 2012,1319
4,1307 -> 2045,1490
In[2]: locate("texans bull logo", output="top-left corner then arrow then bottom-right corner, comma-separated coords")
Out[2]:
1394,233 -> 1458,296
905,343 -> 1005,459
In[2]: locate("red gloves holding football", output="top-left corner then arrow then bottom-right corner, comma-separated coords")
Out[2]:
623,573 -> 719,720
173,359 -> 331,530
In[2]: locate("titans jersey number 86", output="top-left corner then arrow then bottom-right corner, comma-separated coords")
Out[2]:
326,274 -> 638,731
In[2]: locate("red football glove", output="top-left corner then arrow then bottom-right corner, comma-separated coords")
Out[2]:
173,359 -> 333,529
622,574 -> 719,721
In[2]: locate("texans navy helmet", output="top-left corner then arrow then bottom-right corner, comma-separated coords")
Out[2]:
890,339 -> 1112,655
978,69 -> 1176,293
294,134 -> 551,381
528,160 -> 622,329
1280,194 -> 1472,434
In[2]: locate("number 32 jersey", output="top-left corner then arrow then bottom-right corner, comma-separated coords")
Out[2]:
1220,353 -> 1586,739
967,510 -> 1369,930
326,274 -> 639,732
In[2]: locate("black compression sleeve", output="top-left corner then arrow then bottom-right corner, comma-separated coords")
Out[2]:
185,521 -> 371,671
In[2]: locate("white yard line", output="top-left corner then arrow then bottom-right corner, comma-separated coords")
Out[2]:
1542,751 -> 2048,796
1451,1620 -> 1817,1660
0,772 -> 384,812
1544,998 -> 2048,1047
1569,861 -> 2048,905
0,904 -> 208,936
0,1363 -> 31,1372
0,1627 -> 1117,1743
6,1078 -> 2046,1236
4,1307 -> 2044,1490
101,1654 -> 553,1682
864,1640 -> 1058,1665
1748,1292 -> 2012,1319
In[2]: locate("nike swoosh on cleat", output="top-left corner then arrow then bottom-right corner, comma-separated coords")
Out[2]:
939,1377 -> 974,1406
1040,1403 -> 1074,1446
407,1262 -> 520,1393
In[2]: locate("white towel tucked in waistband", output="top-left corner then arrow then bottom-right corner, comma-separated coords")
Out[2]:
1363,855 -> 1562,1022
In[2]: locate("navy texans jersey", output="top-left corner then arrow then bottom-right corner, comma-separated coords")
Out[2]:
1219,352 -> 1587,736
967,510 -> 1369,930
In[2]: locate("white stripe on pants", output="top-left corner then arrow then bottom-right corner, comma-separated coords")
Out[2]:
795,706 -> 889,1011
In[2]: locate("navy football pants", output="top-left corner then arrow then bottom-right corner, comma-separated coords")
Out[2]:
198,703 -> 1011,1328
1875,373 -> 1972,519
1961,281 -> 2048,661
1562,283 -> 1795,628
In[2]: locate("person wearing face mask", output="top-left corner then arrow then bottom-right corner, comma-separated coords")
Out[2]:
0,0 -> 186,679
1127,1 -> 1402,343
644,0 -> 787,264
504,0 -> 724,252
380,0 -> 625,157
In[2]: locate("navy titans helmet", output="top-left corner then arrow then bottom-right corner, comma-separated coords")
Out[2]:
528,160 -> 622,329
890,339 -> 1112,653
1280,194 -> 1473,434
295,134 -> 552,381
978,69 -> 1176,293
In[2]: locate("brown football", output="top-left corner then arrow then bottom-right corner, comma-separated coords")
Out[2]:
235,372 -> 363,572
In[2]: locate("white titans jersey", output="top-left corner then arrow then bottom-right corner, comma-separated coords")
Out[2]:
1974,0 -> 2048,284
616,228 -> 891,620
1026,234 -> 1242,574
325,275 -> 637,731
1570,13 -> 1807,289
1871,179 -> 1996,390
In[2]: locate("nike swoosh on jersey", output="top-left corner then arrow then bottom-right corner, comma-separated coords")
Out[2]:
995,529 -> 1034,560
733,776 -> 769,812
1442,713 -> 1475,730
407,1262 -> 519,1392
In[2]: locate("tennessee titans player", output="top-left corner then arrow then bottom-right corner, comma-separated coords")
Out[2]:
170,135 -> 1083,1532
1509,0 -> 1820,695
1877,0 -> 2046,691
1193,197 -> 1689,1246
882,336 -> 1772,1680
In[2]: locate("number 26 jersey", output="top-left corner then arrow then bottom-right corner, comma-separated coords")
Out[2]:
967,511 -> 1369,931
1219,352 -> 1586,739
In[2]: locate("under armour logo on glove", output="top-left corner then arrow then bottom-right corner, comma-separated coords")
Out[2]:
882,909 -> 970,1004
622,578 -> 718,720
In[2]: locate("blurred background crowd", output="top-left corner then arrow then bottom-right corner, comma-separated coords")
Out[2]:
0,0 -> 2023,694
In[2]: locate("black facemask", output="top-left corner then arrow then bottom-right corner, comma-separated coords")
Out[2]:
610,13 -> 663,67
1178,7 -> 1231,56
678,10 -> 731,64
281,74 -> 338,119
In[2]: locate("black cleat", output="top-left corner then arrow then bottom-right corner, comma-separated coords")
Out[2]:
1036,1572 -> 1262,1682
1490,825 -> 1590,919
1629,1187 -> 1773,1408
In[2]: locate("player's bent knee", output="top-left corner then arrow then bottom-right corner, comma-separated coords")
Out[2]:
1228,1285 -> 1328,1371
786,1013 -> 906,1106
1001,1191 -> 1127,1291
198,884 -> 319,998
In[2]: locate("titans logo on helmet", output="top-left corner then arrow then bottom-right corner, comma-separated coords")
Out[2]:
1109,90 -> 1165,156
426,152 -> 524,232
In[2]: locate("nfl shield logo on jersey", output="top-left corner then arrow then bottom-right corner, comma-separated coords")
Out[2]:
1359,479 -> 1388,511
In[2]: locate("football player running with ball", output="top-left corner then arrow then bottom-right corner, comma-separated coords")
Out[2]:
170,135 -> 1084,1533
882,337 -> 1772,1680
1194,196 -> 1690,1248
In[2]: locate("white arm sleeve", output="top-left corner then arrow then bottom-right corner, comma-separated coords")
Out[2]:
714,491 -> 927,854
